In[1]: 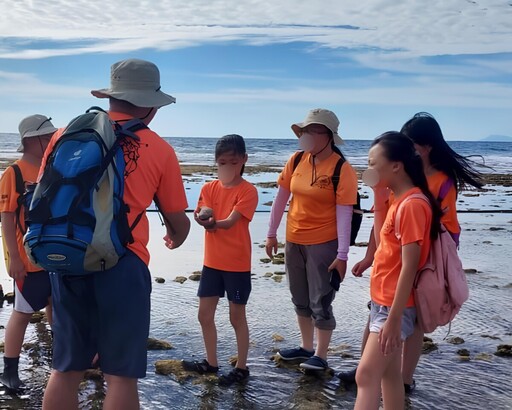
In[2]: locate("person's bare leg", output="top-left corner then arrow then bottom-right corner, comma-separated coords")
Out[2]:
297,315 -> 315,351
197,297 -> 220,367
4,310 -> 31,357
314,328 -> 333,360
103,374 -> 139,410
229,302 -> 249,369
402,324 -> 424,385
42,370 -> 84,410
382,344 -> 405,410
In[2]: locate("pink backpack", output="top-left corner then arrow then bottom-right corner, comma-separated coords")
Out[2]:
395,193 -> 469,333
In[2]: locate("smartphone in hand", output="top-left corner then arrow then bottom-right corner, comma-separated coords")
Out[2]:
329,270 -> 341,292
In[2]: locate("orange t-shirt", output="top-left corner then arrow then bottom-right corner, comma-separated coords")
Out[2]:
371,187 -> 432,307
198,179 -> 258,272
388,171 -> 459,235
278,151 -> 358,245
0,159 -> 41,273
40,112 -> 188,265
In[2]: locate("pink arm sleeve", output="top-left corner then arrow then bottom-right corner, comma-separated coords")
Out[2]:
267,186 -> 291,238
336,204 -> 353,261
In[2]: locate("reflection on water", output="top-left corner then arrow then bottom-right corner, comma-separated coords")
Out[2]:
0,213 -> 511,409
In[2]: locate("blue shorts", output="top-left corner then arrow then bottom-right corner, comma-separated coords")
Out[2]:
14,270 -> 51,313
368,301 -> 417,341
197,266 -> 251,305
50,250 -> 152,378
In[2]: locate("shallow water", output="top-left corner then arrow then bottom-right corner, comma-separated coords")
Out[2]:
1,212 -> 511,409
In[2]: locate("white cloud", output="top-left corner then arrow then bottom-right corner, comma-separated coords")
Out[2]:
0,0 -> 511,59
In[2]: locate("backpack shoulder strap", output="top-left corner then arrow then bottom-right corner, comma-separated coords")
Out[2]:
291,151 -> 305,173
394,193 -> 428,240
11,164 -> 26,233
438,178 -> 454,202
331,155 -> 345,194
11,164 -> 24,196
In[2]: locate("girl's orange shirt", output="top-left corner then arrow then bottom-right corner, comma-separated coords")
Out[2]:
371,187 -> 433,307
198,179 -> 258,272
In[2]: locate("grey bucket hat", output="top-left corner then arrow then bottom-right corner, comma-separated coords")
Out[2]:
291,108 -> 343,145
17,114 -> 57,152
91,58 -> 176,108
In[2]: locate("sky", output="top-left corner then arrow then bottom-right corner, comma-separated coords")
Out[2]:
1,0 -> 511,140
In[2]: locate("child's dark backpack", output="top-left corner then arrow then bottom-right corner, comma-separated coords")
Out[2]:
9,164 -> 34,235
291,150 -> 363,245
24,107 -> 146,274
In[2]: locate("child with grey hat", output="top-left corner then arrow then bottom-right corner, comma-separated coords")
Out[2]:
0,114 -> 56,390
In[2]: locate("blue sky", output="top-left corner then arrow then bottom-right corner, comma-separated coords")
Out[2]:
1,0 -> 511,140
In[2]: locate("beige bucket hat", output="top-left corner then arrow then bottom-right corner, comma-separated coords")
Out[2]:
17,114 -> 57,152
291,108 -> 343,145
91,58 -> 176,108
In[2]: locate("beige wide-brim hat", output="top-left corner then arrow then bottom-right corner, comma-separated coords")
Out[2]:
291,108 -> 343,145
17,114 -> 58,152
91,58 -> 176,109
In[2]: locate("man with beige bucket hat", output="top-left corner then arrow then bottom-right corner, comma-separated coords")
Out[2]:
0,114 -> 56,390
42,59 -> 190,410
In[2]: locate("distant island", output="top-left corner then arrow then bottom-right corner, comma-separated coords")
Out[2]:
481,134 -> 512,142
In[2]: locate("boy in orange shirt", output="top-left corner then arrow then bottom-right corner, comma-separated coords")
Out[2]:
182,134 -> 258,386
0,114 -> 56,390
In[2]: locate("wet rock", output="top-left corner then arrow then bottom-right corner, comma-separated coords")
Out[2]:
504,283 -> 512,289
30,311 -> 46,324
0,342 -> 3,353
482,241 -> 492,244
494,344 -> 512,357
263,272 -> 273,278
174,276 -> 187,284
275,252 -> 285,258
263,201 -> 273,206
84,368 -> 104,381
489,227 -> 505,231
272,259 -> 285,265
272,333 -> 285,342
457,348 -> 470,357
354,242 -> 369,247
422,337 -> 438,354
446,336 -> 465,345
481,334 -> 502,340
273,275 -> 283,283
197,207 -> 213,220
475,353 -> 493,362
155,277 -> 165,284
260,258 -> 272,264
464,268 -> 478,274
258,244 -> 266,248
274,271 -> 286,275
462,193 -> 480,197
147,337 -> 173,350
4,292 -> 14,304
255,182 -> 277,189
155,359 -> 218,383
189,273 -> 202,281
277,242 -> 285,249
228,356 -> 238,367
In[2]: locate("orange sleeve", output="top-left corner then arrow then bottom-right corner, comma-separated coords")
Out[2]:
336,161 -> 358,205
154,146 -> 188,213
234,184 -> 258,221
0,167 -> 17,213
38,128 -> 64,181
197,183 -> 212,209
277,152 -> 301,190
398,200 -> 430,246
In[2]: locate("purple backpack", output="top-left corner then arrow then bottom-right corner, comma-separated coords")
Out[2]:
395,193 -> 469,333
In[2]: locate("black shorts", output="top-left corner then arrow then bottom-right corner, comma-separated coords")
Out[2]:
197,266 -> 251,305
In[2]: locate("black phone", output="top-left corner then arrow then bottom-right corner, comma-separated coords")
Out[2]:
329,270 -> 341,292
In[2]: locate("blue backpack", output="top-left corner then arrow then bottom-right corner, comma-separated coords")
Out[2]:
24,107 -> 146,274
